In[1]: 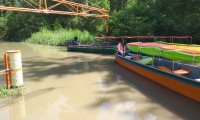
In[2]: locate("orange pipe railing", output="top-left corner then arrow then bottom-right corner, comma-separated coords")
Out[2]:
4,53 -> 10,89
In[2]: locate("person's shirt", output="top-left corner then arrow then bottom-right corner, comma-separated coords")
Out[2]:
117,43 -> 125,54
72,38 -> 76,42
72,38 -> 78,45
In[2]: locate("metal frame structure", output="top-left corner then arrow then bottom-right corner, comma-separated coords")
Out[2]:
0,0 -> 109,32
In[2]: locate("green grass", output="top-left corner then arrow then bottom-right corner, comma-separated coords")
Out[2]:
24,28 -> 94,46
0,85 -> 26,97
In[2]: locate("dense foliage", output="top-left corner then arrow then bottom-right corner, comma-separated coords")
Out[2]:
109,0 -> 200,43
1,0 -> 200,44
25,28 -> 94,45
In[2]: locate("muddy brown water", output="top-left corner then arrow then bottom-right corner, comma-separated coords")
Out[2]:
0,42 -> 200,120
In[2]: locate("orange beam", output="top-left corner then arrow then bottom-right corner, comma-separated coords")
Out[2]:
0,0 -> 109,32
106,18 -> 108,33
44,0 -> 47,9
0,6 -> 108,18
52,0 -> 106,11
52,0 -> 107,14
38,0 -> 41,9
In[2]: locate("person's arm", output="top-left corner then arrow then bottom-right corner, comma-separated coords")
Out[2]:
124,45 -> 126,53
123,45 -> 126,56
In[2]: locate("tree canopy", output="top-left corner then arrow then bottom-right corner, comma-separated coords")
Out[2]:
1,0 -> 200,43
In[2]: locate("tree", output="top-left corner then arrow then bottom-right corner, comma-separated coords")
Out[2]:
152,0 -> 200,42
109,1 -> 154,36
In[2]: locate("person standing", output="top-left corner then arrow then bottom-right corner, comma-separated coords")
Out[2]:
116,40 -> 126,56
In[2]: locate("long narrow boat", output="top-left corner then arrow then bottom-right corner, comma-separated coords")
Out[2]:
67,45 -> 116,54
115,36 -> 200,102
66,36 -> 122,54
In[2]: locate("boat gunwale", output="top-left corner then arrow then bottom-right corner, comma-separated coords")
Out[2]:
68,45 -> 114,49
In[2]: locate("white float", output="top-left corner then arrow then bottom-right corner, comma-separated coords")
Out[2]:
6,50 -> 23,87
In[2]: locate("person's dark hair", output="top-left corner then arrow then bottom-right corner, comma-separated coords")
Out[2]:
75,37 -> 78,40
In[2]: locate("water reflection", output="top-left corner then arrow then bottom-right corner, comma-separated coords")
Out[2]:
24,43 -> 68,57
10,95 -> 25,120
115,63 -> 200,120
0,95 -> 25,120
0,86 -> 67,120
96,100 -> 157,120
116,74 -> 123,82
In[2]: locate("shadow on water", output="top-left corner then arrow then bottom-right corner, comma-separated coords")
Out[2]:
22,55 -> 115,82
114,62 -> 200,120
0,42 -> 116,83
0,86 -> 65,111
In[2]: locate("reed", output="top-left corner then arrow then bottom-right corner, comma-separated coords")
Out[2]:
0,86 -> 26,97
25,28 -> 94,46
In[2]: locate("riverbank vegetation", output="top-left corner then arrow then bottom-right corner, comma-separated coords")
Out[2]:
25,28 -> 94,46
1,0 -> 200,44
0,86 -> 26,97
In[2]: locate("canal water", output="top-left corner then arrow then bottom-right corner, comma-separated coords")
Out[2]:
0,42 -> 200,120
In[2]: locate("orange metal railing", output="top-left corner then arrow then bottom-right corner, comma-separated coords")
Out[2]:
1,53 -> 11,89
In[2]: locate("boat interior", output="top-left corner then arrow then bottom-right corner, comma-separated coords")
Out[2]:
125,53 -> 200,82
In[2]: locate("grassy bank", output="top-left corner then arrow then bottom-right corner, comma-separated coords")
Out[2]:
24,28 -> 95,46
